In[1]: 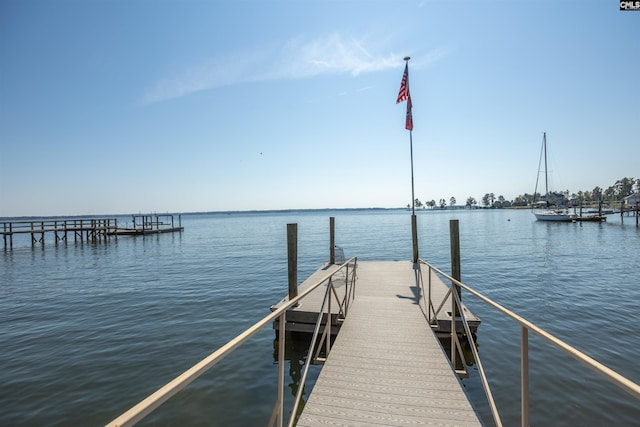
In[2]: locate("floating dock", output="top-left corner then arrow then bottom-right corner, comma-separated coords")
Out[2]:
293,260 -> 483,426
109,214 -> 184,236
575,215 -> 606,222
271,261 -> 480,337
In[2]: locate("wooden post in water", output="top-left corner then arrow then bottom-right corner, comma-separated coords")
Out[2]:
411,214 -> 419,263
2,222 -> 9,249
579,201 -> 583,218
449,219 -> 461,317
329,217 -> 335,264
287,223 -> 298,303
598,199 -> 602,218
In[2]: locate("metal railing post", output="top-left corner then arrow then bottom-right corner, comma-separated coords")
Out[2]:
428,265 -> 432,323
277,313 -> 285,427
521,326 -> 529,427
326,281 -> 332,356
451,286 -> 456,366
344,264 -> 349,315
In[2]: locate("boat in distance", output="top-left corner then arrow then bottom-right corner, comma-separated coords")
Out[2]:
532,209 -> 577,222
532,132 -> 576,222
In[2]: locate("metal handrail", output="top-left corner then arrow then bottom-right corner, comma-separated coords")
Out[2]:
277,258 -> 357,427
105,256 -> 358,427
418,258 -> 640,427
416,261 -> 502,427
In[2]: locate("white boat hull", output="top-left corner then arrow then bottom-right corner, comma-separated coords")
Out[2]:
533,210 -> 577,222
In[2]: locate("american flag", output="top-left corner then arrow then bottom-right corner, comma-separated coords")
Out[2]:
405,95 -> 413,131
396,63 -> 410,103
396,63 -> 413,130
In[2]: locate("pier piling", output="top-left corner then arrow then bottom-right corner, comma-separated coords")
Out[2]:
450,219 -> 461,316
287,223 -> 298,303
411,214 -> 419,263
329,217 -> 335,264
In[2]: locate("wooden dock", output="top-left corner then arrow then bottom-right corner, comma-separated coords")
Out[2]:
295,260 -> 483,426
109,214 -> 184,236
575,215 -> 606,222
1,214 -> 183,249
1,218 -> 119,249
271,261 -> 480,337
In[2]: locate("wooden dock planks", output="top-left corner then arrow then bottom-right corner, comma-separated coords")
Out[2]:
272,261 -> 480,336
296,261 -> 483,427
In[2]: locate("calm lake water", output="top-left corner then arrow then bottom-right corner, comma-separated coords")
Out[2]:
1,209 -> 639,426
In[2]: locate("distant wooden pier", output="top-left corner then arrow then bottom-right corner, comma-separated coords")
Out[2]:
1,214 -> 183,249
574,201 -> 640,224
1,218 -> 118,249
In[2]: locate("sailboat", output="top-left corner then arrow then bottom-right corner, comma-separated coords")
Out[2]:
532,133 -> 577,222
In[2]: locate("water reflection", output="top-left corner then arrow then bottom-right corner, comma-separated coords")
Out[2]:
439,333 -> 478,371
272,331 -> 324,421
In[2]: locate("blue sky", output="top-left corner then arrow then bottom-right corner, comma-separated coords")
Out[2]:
1,0 -> 638,217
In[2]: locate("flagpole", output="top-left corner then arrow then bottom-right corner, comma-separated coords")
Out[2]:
409,107 -> 415,215
410,125 -> 419,263
403,56 -> 419,263
403,56 -> 415,213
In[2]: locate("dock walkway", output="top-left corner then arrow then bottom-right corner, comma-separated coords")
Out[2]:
297,260 -> 483,426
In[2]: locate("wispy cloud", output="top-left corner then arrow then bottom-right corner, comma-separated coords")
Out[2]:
141,33 -> 450,104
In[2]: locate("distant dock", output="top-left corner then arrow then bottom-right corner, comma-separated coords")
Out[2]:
110,214 -> 184,236
574,201 -> 640,224
575,215 -> 607,222
1,213 -> 183,249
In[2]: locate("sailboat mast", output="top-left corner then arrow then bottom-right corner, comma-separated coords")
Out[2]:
543,132 -> 549,207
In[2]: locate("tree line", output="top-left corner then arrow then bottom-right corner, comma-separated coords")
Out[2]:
409,177 -> 639,209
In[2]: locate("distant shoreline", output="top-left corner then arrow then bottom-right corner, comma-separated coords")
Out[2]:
1,206 -> 533,221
